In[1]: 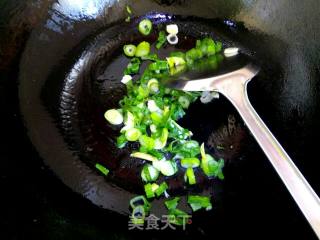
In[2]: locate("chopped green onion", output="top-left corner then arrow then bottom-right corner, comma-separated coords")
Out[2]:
147,100 -> 162,113
139,135 -> 155,150
200,143 -> 225,179
186,48 -> 203,64
224,47 -> 239,57
148,60 -> 169,74
126,5 -> 132,14
156,30 -> 167,49
107,35 -> 226,221
168,208 -> 191,226
167,34 -> 178,45
153,160 -> 178,176
123,44 -> 137,57
147,79 -> 159,93
138,19 -> 152,35
164,197 -> 180,210
150,112 -> 163,125
154,128 -> 168,149
216,41 -> 223,52
125,16 -> 131,22
187,195 -> 212,211
136,85 -> 149,99
166,56 -> 186,75
141,164 -> 160,182
141,53 -> 158,61
95,163 -> 109,176
178,96 -> 190,109
196,37 -> 216,56
104,109 -> 123,125
184,167 -> 196,185
167,119 -> 192,140
155,182 -> 168,197
200,142 -> 206,159
166,24 -> 179,35
125,128 -> 141,141
131,206 -> 145,225
170,51 -> 186,59
116,134 -> 127,148
135,41 -> 151,57
120,111 -> 135,133
121,75 -> 132,84
171,140 -> 200,158
150,124 -> 157,133
131,152 -> 158,162
144,183 -> 159,198
181,158 -> 200,168
124,57 -> 141,75
130,195 -> 151,212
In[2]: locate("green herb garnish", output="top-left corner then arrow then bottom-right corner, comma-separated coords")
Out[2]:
95,163 -> 110,176
103,22 -> 226,225
156,31 -> 167,49
138,19 -> 153,36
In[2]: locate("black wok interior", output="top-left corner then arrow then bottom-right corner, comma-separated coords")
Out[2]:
1,0 -> 320,239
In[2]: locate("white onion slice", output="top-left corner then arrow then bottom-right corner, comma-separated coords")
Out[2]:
121,75 -> 132,84
167,34 -> 178,45
224,47 -> 239,57
166,24 -> 179,35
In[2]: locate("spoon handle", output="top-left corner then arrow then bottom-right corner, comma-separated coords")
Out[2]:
218,78 -> 320,238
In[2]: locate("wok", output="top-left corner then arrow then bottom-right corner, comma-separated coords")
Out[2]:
1,0 -> 320,239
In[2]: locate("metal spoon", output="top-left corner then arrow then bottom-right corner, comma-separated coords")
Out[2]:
162,53 -> 320,238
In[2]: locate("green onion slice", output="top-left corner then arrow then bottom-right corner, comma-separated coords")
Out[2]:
184,167 -> 196,185
147,100 -> 162,113
155,182 -> 168,197
187,195 -> 212,211
135,41 -> 151,57
147,78 -> 159,93
200,143 -> 225,179
124,57 -> 141,75
154,128 -> 168,150
131,206 -> 145,225
126,5 -> 132,14
95,163 -> 109,176
138,19 -> 153,35
178,96 -> 190,109
144,183 -> 159,198
104,109 -> 123,125
131,152 -> 158,162
125,128 -> 141,141
117,135 -> 127,148
167,34 -> 178,45
167,56 -> 186,68
168,208 -> 191,226
166,24 -> 179,35
156,30 -> 167,49
150,124 -> 157,133
121,75 -> 132,84
123,44 -> 137,57
130,195 -> 151,212
120,111 -> 135,133
167,56 -> 186,75
164,197 -> 180,210
139,135 -> 155,150
153,160 -> 178,176
181,158 -> 200,168
141,164 -> 159,182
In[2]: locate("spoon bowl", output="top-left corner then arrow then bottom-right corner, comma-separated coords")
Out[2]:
161,52 -> 320,238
